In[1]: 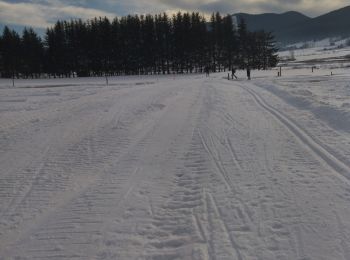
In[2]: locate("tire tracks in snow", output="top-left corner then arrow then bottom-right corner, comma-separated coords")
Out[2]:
0,83 -> 183,257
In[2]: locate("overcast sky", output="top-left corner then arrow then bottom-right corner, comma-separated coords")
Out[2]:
0,0 -> 349,29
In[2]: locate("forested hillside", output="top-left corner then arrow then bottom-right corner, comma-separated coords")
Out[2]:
234,6 -> 350,44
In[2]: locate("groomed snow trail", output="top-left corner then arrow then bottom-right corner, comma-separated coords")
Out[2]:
1,75 -> 350,259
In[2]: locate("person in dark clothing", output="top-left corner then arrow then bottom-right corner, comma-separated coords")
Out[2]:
204,66 -> 210,77
247,67 -> 251,80
231,68 -> 237,79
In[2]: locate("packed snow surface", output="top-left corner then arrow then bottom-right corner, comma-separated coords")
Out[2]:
0,69 -> 350,259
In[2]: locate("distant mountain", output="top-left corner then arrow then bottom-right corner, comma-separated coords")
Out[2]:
234,11 -> 310,33
233,6 -> 350,44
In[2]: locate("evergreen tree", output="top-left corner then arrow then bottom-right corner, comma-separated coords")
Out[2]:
73,19 -> 90,77
222,15 -> 237,70
260,31 -> 279,69
1,26 -> 21,79
119,15 -> 142,74
190,12 -> 208,72
160,13 -> 172,74
100,17 -> 113,76
21,27 -> 44,78
0,33 -> 3,77
182,12 -> 192,73
88,18 -> 103,75
154,13 -> 171,74
142,14 -> 156,74
45,21 -> 68,77
172,12 -> 185,73
236,18 -> 278,77
111,17 -> 121,75
237,18 -> 249,70
210,12 -> 225,72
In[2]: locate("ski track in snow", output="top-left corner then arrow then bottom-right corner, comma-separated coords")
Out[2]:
0,74 -> 350,259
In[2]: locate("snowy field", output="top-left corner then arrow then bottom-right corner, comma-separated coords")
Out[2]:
1,55 -> 350,259
279,42 -> 350,69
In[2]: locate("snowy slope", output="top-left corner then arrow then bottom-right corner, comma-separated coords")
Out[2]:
279,44 -> 350,70
0,72 -> 350,259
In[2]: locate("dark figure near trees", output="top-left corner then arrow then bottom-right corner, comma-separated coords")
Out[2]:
247,68 -> 251,80
204,66 -> 210,77
231,68 -> 237,79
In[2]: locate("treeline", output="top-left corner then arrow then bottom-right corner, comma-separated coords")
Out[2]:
0,12 -> 278,78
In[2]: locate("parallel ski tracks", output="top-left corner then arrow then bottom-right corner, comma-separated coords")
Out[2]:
238,83 -> 350,182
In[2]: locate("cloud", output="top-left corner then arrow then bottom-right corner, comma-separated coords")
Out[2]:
152,0 -> 349,16
0,0 -> 349,30
0,0 -> 116,28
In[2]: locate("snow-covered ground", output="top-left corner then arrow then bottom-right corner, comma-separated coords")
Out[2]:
279,41 -> 350,70
1,62 -> 350,259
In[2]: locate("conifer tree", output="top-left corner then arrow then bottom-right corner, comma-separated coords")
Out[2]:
111,17 -> 121,75
21,28 -> 44,78
142,14 -> 156,74
222,15 -> 237,70
45,21 -> 68,77
237,18 -> 249,70
1,26 -> 21,81
0,32 -> 3,77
